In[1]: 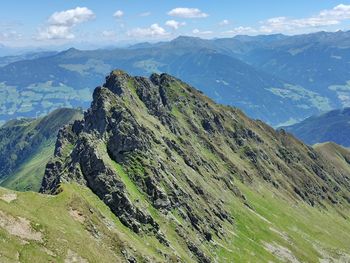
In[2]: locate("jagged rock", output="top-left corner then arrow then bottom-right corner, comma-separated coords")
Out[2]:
41,70 -> 350,262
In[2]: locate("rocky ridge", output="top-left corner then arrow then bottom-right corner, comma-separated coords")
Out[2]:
41,70 -> 350,262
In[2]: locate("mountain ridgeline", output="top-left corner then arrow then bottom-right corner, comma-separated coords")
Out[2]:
285,107 -> 350,147
39,70 -> 350,262
4,31 -> 350,126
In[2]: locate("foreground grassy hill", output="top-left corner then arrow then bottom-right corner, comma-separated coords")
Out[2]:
0,108 -> 83,191
0,182 -> 349,262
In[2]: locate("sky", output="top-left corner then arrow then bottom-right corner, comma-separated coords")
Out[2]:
1,0 -> 350,48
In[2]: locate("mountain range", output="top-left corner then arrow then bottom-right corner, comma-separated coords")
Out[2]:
3,31 -> 350,126
285,107 -> 350,147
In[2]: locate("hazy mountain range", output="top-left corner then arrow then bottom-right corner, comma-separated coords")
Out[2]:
285,107 -> 350,147
2,30 -> 350,126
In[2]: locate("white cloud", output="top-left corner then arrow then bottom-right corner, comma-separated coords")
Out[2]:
102,30 -> 116,38
165,20 -> 186,30
127,24 -> 168,37
223,26 -> 257,36
192,28 -> 213,35
48,7 -> 95,27
39,25 -> 74,39
0,30 -> 22,41
259,4 -> 350,33
219,19 -> 230,26
218,4 -> 350,36
113,10 -> 124,18
38,7 -> 95,40
139,12 -> 151,17
319,4 -> 350,20
168,8 -> 208,18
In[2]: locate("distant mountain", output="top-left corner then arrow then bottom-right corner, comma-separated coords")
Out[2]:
0,51 -> 58,67
240,31 -> 350,110
0,108 -> 82,191
284,108 -> 350,147
0,33 -> 335,126
233,33 -> 288,43
0,44 -> 13,57
4,30 -> 350,126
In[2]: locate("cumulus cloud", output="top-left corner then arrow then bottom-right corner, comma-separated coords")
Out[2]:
39,25 -> 74,39
319,4 -> 350,20
38,7 -> 95,39
0,30 -> 22,41
102,30 -> 116,38
192,28 -> 213,35
168,8 -> 208,18
113,10 -> 124,18
223,26 -> 257,35
219,19 -> 230,26
139,12 -> 151,17
47,7 -> 95,26
165,20 -> 186,30
219,4 -> 350,36
259,4 -> 350,33
127,24 -> 168,38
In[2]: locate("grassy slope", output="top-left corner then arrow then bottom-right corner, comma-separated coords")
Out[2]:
0,182 -> 349,262
314,142 -> 350,174
229,183 -> 350,262
0,108 -> 83,191
37,73 -> 350,262
128,76 -> 350,261
1,141 -> 54,192
0,184 -> 175,263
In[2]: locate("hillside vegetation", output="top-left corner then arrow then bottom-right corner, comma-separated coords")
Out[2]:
35,70 -> 350,262
0,108 -> 83,191
0,182 -> 350,262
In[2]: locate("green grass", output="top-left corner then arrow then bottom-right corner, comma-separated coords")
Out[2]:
0,108 -> 83,191
0,183 -> 186,262
112,161 -> 146,203
218,182 -> 350,262
1,141 -> 54,192
96,140 -> 350,262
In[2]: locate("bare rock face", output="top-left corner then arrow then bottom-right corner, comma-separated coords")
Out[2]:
41,70 -> 350,262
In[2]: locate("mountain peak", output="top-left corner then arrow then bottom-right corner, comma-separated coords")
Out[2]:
103,69 -> 194,104
169,35 -> 209,48
59,47 -> 80,57
172,35 -> 201,41
39,70 -> 350,261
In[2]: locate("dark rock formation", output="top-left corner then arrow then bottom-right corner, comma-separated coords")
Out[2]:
41,70 -> 350,262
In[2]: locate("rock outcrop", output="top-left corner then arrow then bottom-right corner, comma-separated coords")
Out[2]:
41,70 -> 350,262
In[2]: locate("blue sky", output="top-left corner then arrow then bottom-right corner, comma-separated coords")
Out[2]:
1,0 -> 350,48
